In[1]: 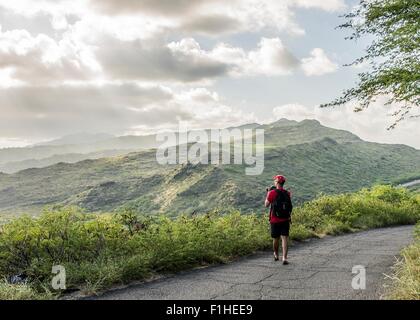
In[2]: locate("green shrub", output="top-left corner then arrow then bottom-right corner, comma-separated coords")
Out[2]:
0,185 -> 418,299
0,207 -> 270,296
292,185 -> 419,236
289,223 -> 314,240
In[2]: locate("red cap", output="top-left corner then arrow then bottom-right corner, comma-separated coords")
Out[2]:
273,175 -> 286,183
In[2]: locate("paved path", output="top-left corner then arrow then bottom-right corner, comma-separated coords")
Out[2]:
93,225 -> 414,300
400,179 -> 420,188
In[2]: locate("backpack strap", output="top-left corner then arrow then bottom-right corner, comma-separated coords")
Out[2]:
275,188 -> 287,197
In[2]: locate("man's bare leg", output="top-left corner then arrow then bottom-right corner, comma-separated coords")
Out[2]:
281,235 -> 288,262
273,237 -> 280,260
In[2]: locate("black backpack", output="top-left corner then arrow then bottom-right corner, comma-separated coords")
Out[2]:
271,189 -> 293,219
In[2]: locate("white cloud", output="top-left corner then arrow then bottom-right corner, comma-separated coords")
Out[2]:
179,14 -> 243,36
0,83 -> 256,140
0,0 -> 349,40
245,38 -> 300,76
94,36 -> 304,82
0,25 -> 101,85
272,99 -> 420,149
0,23 -> 335,85
88,0 -> 208,17
0,0 -> 87,33
0,67 -> 25,87
172,88 -> 257,129
293,0 -> 347,12
0,83 -> 176,138
87,0 -> 306,36
301,48 -> 339,76
0,0 -> 310,37
83,0 -> 347,37
95,37 -> 229,83
50,13 -> 68,30
212,38 -> 333,77
175,37 -> 301,78
0,0 -> 341,85
127,87 -> 257,136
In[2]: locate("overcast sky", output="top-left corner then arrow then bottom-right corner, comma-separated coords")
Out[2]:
0,0 -> 418,149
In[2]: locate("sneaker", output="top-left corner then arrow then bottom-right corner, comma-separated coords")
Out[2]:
282,259 -> 289,265
273,253 -> 279,261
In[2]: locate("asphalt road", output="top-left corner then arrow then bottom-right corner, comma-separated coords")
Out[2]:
91,225 -> 414,300
400,179 -> 420,188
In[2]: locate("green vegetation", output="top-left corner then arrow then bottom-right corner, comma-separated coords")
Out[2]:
386,222 -> 420,300
0,185 -> 418,299
325,0 -> 419,127
0,280 -> 53,300
1,120 -> 419,216
293,185 -> 419,237
0,207 -> 270,298
408,184 -> 420,194
0,149 -> 136,174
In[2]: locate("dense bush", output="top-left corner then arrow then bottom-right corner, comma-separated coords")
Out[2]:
0,207 -> 271,296
0,185 -> 418,299
292,185 -> 419,236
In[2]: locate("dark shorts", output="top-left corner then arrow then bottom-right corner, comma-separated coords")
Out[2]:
270,222 -> 290,238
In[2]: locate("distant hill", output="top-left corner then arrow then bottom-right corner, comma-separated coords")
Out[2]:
0,129 -> 241,173
35,133 -> 115,146
0,149 -> 136,174
0,119 -> 419,216
0,133 -> 160,172
0,119 -> 360,174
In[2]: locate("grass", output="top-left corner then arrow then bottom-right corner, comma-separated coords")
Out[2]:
0,185 -> 418,299
385,223 -> 420,300
0,279 -> 53,300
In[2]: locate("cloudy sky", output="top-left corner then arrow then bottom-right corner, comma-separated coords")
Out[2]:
0,0 -> 418,149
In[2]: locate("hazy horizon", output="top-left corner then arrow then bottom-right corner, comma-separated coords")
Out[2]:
1,118 -> 419,152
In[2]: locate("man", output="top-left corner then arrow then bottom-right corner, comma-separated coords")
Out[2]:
265,175 -> 292,265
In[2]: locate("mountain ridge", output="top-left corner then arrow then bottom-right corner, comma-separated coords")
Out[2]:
1,119 -> 419,217
34,132 -> 115,147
